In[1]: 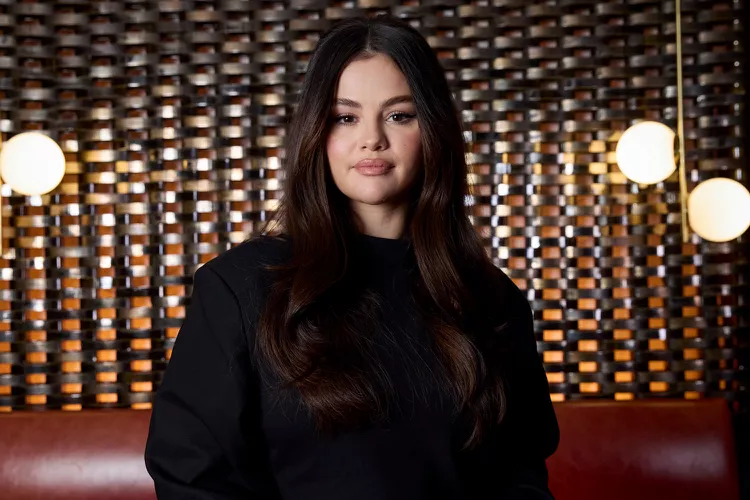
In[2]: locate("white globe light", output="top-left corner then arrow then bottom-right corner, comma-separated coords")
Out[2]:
615,121 -> 677,185
688,178 -> 750,242
0,132 -> 66,196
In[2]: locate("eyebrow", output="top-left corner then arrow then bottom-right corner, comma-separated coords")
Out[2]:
334,95 -> 414,109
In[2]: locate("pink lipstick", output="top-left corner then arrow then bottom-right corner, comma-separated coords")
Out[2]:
354,158 -> 394,176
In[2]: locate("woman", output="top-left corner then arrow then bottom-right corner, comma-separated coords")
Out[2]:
145,14 -> 559,500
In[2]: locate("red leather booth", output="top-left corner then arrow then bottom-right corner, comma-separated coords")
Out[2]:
547,399 -> 740,500
0,399 -> 741,500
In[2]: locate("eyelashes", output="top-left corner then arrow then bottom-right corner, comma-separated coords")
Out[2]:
332,112 -> 417,126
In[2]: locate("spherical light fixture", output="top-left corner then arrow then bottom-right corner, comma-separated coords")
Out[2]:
0,132 -> 66,196
615,121 -> 677,185
687,178 -> 750,243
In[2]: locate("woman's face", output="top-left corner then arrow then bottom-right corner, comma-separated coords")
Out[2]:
326,53 -> 422,211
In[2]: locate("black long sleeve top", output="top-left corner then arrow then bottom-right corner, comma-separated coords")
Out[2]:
144,232 -> 559,499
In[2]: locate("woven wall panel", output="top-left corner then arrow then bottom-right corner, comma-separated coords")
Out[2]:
0,0 -> 746,416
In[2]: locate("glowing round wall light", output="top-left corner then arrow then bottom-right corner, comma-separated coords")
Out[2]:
0,132 -> 66,196
615,121 -> 677,185
688,178 -> 750,242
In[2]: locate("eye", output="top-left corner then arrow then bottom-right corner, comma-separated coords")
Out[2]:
333,114 -> 356,125
387,112 -> 416,124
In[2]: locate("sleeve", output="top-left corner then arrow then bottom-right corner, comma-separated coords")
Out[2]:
493,291 -> 560,500
144,265 -> 279,499
459,269 -> 560,500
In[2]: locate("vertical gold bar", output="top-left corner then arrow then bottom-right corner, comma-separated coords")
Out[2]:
675,0 -> 689,244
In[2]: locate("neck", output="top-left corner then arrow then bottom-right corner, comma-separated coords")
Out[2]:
350,200 -> 409,240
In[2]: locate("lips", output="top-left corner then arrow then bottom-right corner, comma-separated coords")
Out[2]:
354,158 -> 394,176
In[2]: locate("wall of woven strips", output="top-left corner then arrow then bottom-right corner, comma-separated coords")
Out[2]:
0,0 -> 746,418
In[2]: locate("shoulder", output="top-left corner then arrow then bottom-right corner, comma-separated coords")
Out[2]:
200,234 -> 291,288
193,234 -> 292,315
476,262 -> 533,325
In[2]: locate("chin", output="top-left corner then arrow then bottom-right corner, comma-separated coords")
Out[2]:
351,194 -> 395,206
345,188 -> 402,206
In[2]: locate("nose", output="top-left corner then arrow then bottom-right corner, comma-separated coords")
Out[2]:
360,118 -> 387,151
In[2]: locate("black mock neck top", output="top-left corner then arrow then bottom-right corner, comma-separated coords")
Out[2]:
145,233 -> 559,500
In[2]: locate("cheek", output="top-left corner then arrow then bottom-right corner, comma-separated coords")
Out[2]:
326,132 -> 350,168
397,129 -> 422,168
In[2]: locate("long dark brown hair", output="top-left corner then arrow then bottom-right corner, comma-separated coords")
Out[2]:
256,15 -> 507,450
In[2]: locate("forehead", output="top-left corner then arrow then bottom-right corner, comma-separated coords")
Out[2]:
335,54 -> 412,100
